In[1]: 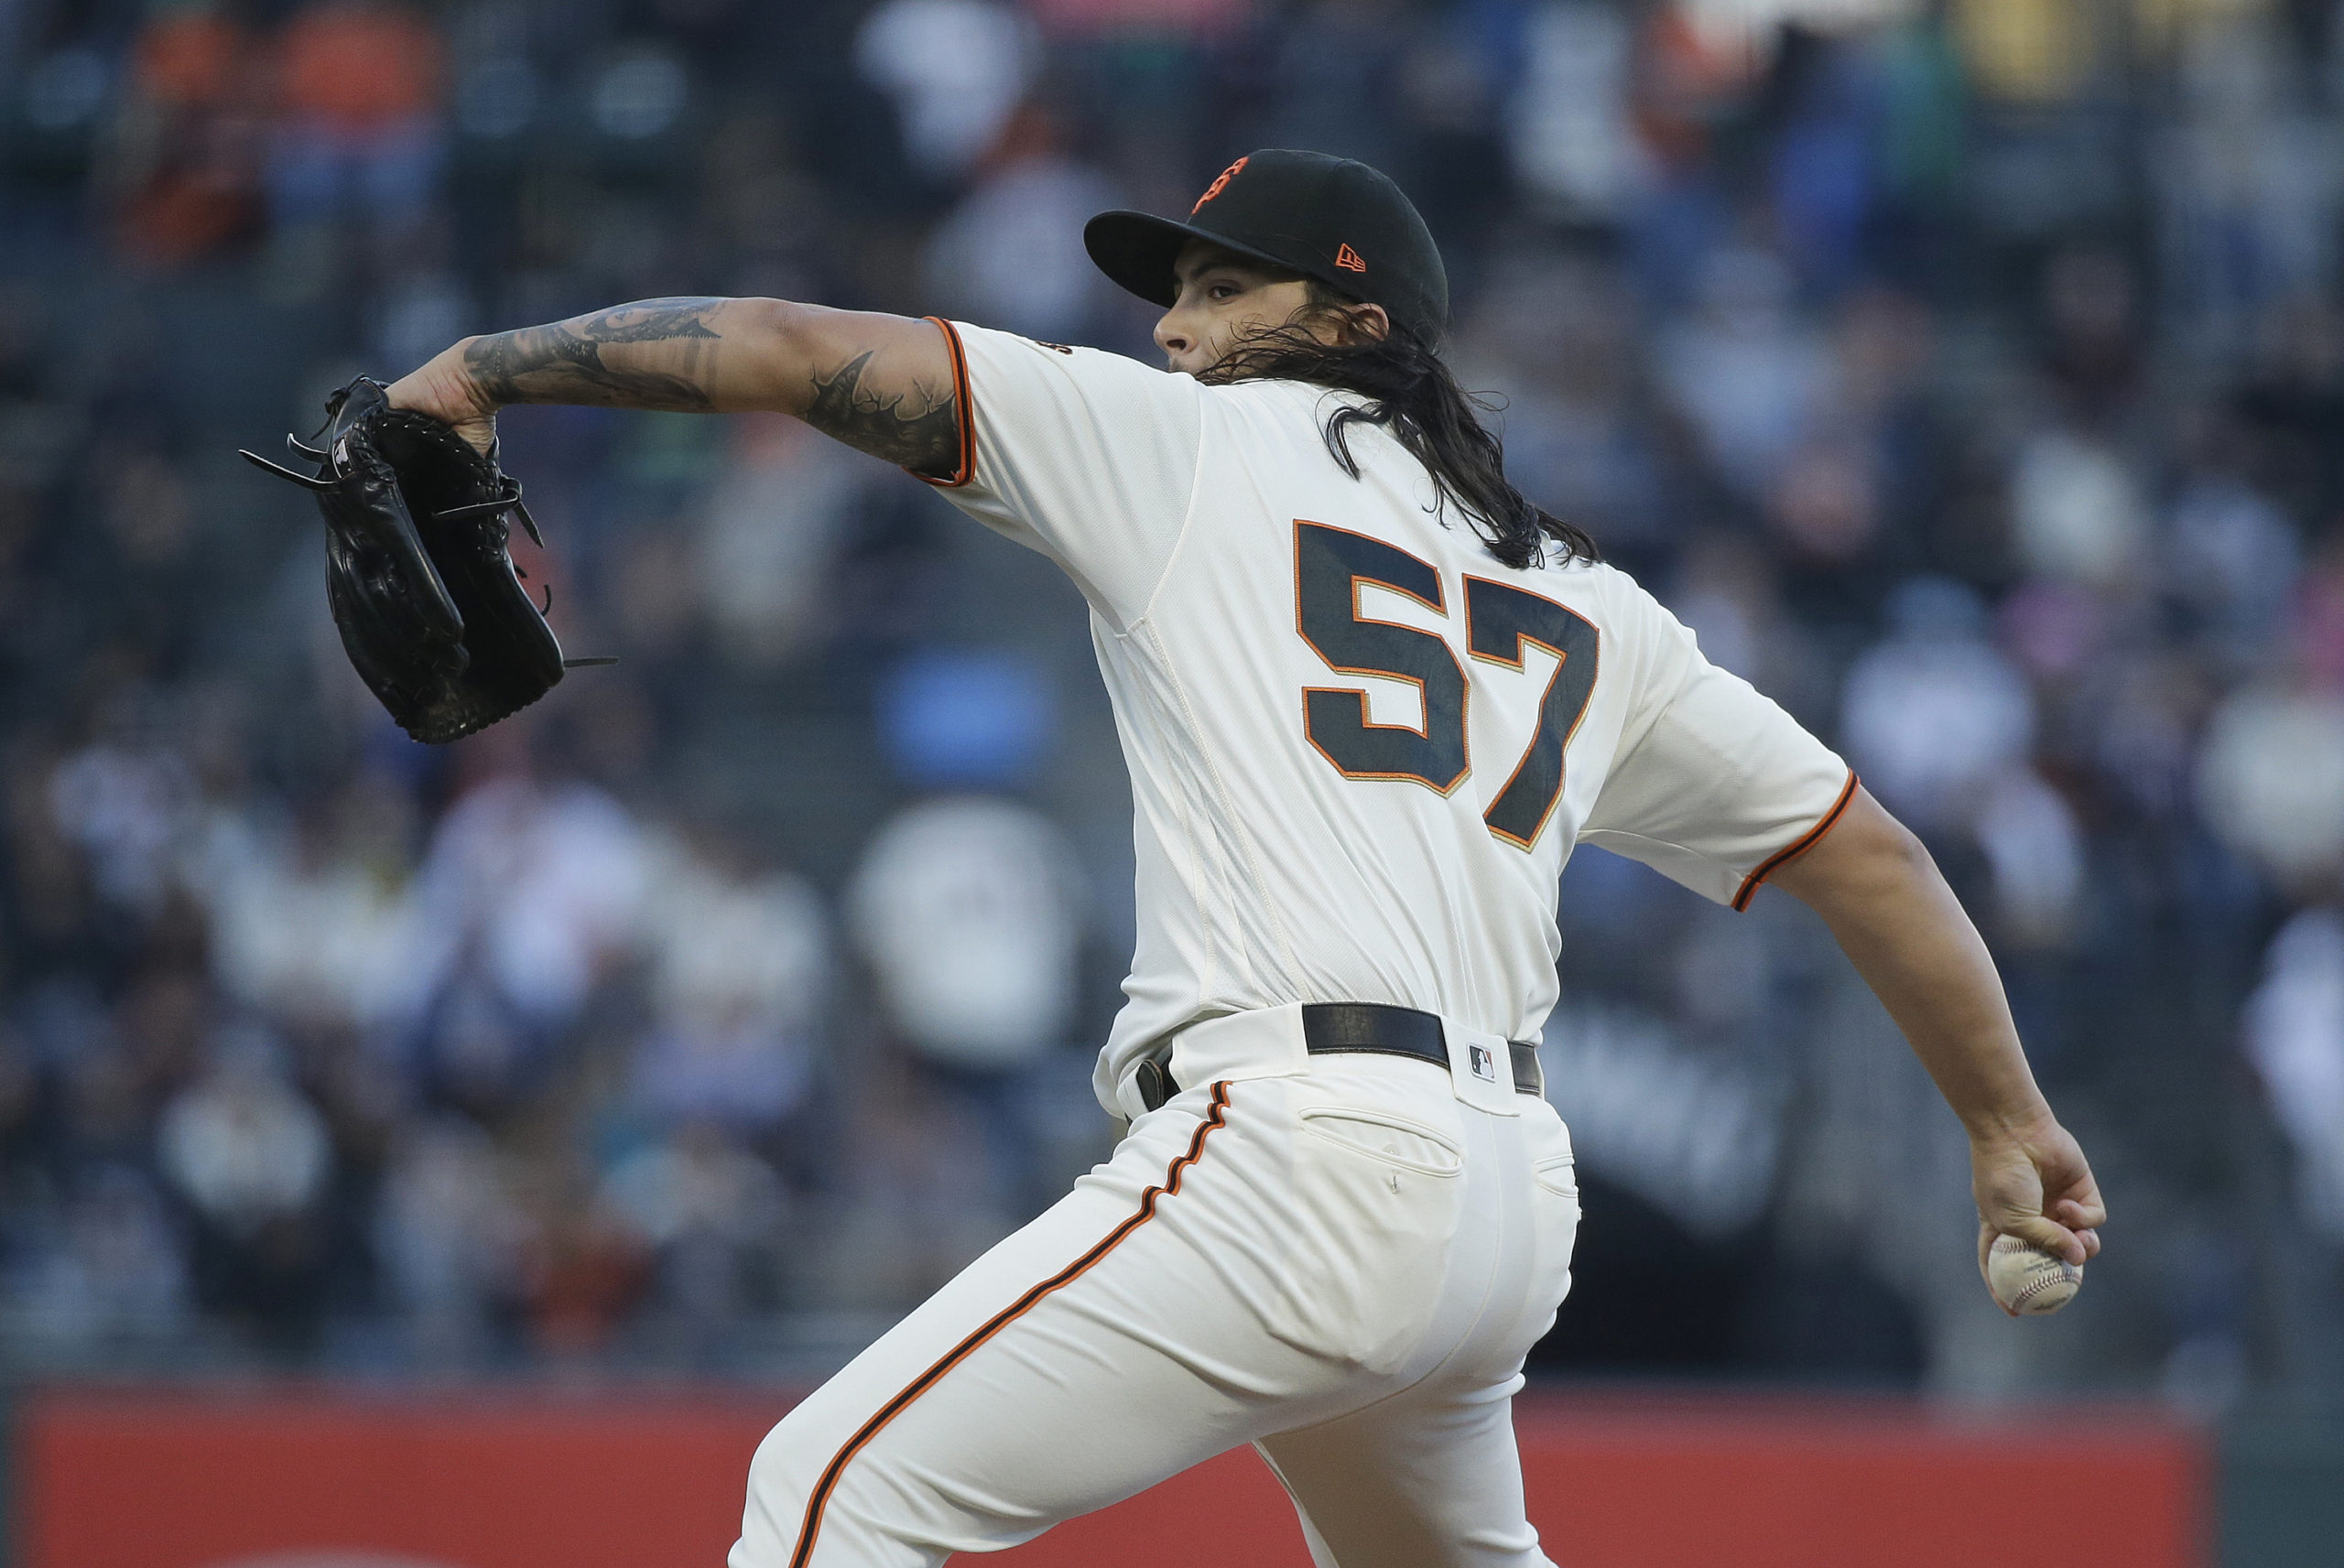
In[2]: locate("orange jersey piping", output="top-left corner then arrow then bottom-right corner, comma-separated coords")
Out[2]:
1731,769 -> 1859,912
912,316 -> 975,488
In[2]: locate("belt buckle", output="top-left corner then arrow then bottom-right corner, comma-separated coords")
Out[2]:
1444,1022 -> 1522,1116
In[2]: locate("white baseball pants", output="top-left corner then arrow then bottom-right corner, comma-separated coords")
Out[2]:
731,1004 -> 1581,1568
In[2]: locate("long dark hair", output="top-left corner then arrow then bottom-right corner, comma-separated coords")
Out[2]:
1199,284 -> 1600,570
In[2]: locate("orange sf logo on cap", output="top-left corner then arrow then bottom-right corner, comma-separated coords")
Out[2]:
1192,157 -> 1249,214
1335,243 -> 1366,272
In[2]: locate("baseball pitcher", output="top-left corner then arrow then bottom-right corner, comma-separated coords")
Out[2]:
375,149 -> 2106,1567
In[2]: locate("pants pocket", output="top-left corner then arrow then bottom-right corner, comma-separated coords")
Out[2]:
1274,1105 -> 1466,1374
1533,1152 -> 1579,1200
1297,1108 -> 1464,1178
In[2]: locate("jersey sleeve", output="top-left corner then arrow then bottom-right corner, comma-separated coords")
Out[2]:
1579,574 -> 1856,909
915,319 -> 1201,628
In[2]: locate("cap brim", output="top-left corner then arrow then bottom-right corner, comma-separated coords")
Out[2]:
1082,210 -> 1306,310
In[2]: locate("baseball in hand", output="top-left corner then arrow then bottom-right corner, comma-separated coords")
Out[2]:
1985,1234 -> 2082,1315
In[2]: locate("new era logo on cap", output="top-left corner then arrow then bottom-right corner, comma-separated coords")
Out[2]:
1335,243 -> 1365,272
1469,1044 -> 1496,1081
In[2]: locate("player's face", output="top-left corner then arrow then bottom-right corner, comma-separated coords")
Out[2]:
1156,243 -> 1319,376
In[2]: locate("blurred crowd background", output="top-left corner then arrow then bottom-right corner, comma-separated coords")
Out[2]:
0,0 -> 2340,1415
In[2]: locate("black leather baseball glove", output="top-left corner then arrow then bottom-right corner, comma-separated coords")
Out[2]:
241,376 -> 606,743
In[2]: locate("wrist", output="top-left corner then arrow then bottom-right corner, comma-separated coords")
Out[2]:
1962,1100 -> 2058,1149
444,337 -> 499,415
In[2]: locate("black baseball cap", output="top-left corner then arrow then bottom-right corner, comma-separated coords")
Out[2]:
1084,149 -> 1449,345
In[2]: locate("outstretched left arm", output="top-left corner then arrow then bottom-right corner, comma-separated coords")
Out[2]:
385,296 -> 962,476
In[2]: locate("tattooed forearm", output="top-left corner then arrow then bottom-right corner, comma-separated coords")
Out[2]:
802,350 -> 961,475
431,299 -> 962,467
462,297 -> 727,412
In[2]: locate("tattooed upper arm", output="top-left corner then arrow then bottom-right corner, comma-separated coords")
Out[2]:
801,346 -> 961,478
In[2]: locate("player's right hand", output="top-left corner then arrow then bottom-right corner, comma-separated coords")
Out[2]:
1969,1115 -> 2105,1276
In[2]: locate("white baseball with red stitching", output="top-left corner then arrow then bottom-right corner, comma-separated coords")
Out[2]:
1987,1233 -> 2083,1315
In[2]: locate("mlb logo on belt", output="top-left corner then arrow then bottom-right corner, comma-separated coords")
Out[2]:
1468,1044 -> 1496,1082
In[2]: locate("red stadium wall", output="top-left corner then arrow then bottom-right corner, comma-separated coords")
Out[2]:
19,1386 -> 2207,1568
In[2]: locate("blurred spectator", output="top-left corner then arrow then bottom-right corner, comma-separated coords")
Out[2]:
1537,998 -> 1785,1240
816,1049 -> 1003,1309
514,1148 -> 649,1357
1841,578 -> 2034,832
2245,907 -> 2344,1242
107,0 -> 266,265
265,0 -> 447,291
2233,297 -> 2344,530
1970,765 -> 2084,951
404,757 -> 648,1029
848,793 -> 1081,1079
1504,3 -> 1650,224
853,0 -> 1036,184
1763,27 -> 1882,297
1656,246 -> 1829,503
1841,575 -> 2086,944
630,821 -> 830,1136
1459,252 -> 1670,552
847,650 -> 1080,1217
374,1117 -> 522,1365
1764,286 -> 1936,574
155,1027 -> 334,1346
186,769 -> 420,1032
2037,248 -> 2143,423
7,742 -> 100,977
1767,435 -> 1879,571
2167,467 -> 2299,668
49,699 -> 197,921
1669,534 -> 1833,729
845,788 -> 1084,1225
115,959 -> 212,1119
2008,429 -> 2150,591
13,1165 -> 190,1349
694,416 -> 876,666
602,1120 -> 787,1349
1951,0 -> 2093,105
2158,19 -> 2343,355
404,969 -> 551,1125
2197,679 -> 2344,894
921,110 -> 1120,341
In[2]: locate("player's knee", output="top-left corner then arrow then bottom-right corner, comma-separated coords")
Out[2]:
735,1407 -> 845,1568
741,1423 -> 945,1568
745,1411 -> 827,1517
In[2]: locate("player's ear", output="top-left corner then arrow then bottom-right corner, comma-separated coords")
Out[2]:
1341,301 -> 1391,345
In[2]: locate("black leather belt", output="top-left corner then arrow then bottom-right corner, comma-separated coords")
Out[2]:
1133,1002 -> 1545,1112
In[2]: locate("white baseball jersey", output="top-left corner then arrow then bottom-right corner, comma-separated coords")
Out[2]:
917,319 -> 1853,1108
733,319 -> 1858,1568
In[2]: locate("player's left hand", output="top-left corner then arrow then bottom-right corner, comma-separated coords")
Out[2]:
385,343 -> 498,456
1970,1115 -> 2105,1279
